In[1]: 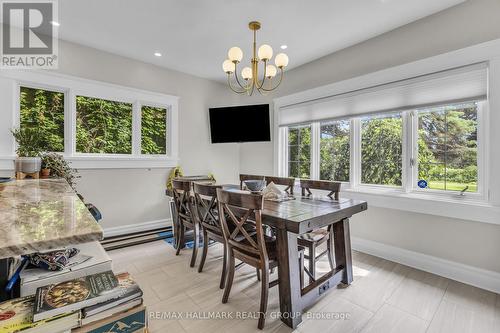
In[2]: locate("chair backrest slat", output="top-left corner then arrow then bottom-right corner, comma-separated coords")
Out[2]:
193,182 -> 222,233
264,176 -> 295,195
216,189 -> 267,259
172,179 -> 192,191
239,174 -> 265,190
172,179 -> 194,223
300,179 -> 341,200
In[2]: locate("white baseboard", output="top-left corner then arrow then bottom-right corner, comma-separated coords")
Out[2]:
0,157 -> 14,171
103,218 -> 172,238
351,237 -> 500,294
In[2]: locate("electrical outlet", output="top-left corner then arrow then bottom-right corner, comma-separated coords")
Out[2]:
318,281 -> 330,295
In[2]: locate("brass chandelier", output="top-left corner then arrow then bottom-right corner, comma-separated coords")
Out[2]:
222,21 -> 289,96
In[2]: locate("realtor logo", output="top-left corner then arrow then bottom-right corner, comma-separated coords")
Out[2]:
1,0 -> 58,68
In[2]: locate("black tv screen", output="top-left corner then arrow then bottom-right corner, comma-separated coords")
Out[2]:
209,104 -> 271,143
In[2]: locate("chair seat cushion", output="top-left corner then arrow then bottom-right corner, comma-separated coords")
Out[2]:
299,228 -> 328,242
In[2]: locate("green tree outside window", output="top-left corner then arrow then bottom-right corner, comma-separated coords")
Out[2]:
361,113 -> 403,186
76,96 -> 132,154
20,86 -> 64,152
320,120 -> 350,182
141,106 -> 167,154
417,103 -> 478,192
288,125 -> 311,178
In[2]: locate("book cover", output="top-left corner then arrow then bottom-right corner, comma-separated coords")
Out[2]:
83,272 -> 143,318
73,305 -> 146,333
33,271 -> 119,322
0,296 -> 79,333
81,298 -> 142,326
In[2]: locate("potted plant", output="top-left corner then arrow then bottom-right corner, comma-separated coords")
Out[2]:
167,166 -> 183,191
41,153 -> 79,189
11,127 -> 44,174
40,153 -> 56,178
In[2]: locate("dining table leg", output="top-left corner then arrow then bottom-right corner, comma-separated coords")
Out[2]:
276,228 -> 303,329
332,218 -> 353,284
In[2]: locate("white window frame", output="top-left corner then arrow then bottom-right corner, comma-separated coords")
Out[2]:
315,118 -> 353,186
280,104 -> 486,196
409,100 -> 487,200
356,111 -> 406,191
16,82 -> 69,155
138,102 -> 171,157
72,92 -> 136,157
0,70 -> 179,169
273,39 -> 500,225
285,124 -> 313,180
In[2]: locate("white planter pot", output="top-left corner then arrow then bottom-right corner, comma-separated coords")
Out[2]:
15,157 -> 42,174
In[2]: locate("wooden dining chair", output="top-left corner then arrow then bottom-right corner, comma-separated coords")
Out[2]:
264,176 -> 295,195
172,179 -> 199,267
298,179 -> 341,282
193,182 -> 228,289
239,174 -> 265,190
217,189 -> 304,330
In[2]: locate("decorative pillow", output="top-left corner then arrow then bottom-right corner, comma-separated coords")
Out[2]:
26,248 -> 80,271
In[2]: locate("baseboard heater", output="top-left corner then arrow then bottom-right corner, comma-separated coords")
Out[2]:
101,226 -> 173,251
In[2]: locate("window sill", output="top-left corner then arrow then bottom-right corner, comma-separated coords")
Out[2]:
0,155 -> 179,170
341,187 -> 500,225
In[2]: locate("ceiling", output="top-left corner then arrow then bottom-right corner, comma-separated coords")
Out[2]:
54,0 -> 466,82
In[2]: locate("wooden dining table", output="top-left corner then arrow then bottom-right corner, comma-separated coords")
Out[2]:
254,193 -> 367,328
168,182 -> 367,329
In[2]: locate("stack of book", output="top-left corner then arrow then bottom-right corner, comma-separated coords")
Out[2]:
20,241 -> 112,297
1,271 -> 146,333
75,271 -> 145,331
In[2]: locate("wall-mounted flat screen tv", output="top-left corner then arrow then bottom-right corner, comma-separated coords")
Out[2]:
209,104 -> 270,143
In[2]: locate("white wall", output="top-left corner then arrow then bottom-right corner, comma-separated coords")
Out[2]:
240,0 -> 500,275
351,207 -> 500,273
0,39 -> 243,235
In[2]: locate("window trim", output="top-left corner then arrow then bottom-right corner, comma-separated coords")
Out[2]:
409,101 -> 486,200
280,101 -> 486,200
73,93 -> 135,156
359,111 -> 405,188
286,124 -> 312,179
139,102 -> 170,157
2,70 -> 179,169
18,83 -> 68,154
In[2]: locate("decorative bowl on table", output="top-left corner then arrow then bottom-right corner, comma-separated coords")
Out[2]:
243,180 -> 266,193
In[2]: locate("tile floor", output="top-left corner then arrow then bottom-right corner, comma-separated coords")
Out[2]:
108,240 -> 500,333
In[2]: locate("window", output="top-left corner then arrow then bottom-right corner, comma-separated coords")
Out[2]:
417,103 -> 478,192
320,119 -> 350,182
9,71 -> 178,169
287,125 -> 311,178
361,113 -> 403,186
280,101 -> 483,197
76,96 -> 133,154
20,86 -> 64,152
141,105 -> 167,155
